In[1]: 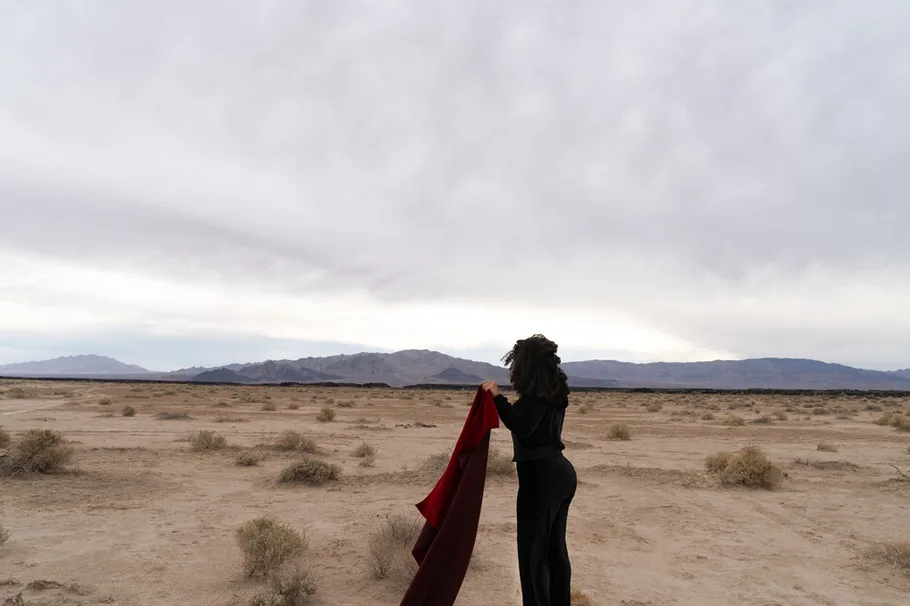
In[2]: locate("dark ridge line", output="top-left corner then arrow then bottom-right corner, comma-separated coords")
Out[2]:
3,375 -> 910,396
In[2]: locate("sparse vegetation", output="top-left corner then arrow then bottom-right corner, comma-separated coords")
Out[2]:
337,400 -> 355,408
751,415 -> 773,425
368,513 -> 422,580
155,411 -> 193,420
701,412 -> 716,421
0,426 -> 9,449
811,406 -> 830,416
6,387 -> 27,399
0,429 -> 74,476
236,452 -> 260,466
236,517 -> 307,578
608,423 -> 631,440
722,414 -> 746,427
262,402 -> 278,411
705,446 -> 782,490
121,405 -> 136,417
487,448 -> 515,476
215,415 -> 247,423
316,407 -> 335,422
273,431 -> 318,453
867,542 -> 910,575
0,520 -> 8,546
817,442 -> 838,452
570,589 -> 593,605
249,565 -> 318,606
98,396 -> 113,406
189,430 -> 227,451
353,442 -> 376,458
773,410 -> 789,421
422,451 -> 451,474
287,402 -> 300,410
646,402 -> 662,413
277,458 -> 341,485
874,411 -> 910,431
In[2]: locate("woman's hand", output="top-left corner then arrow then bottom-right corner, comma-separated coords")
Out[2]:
481,381 -> 500,396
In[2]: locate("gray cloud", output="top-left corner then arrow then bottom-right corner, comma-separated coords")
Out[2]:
2,1 -> 909,368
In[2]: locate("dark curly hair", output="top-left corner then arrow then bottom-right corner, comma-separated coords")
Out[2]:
501,334 -> 570,407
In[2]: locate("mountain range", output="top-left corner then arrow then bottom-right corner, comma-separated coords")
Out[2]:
2,351 -> 910,390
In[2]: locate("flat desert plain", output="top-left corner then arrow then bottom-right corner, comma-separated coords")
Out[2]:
1,380 -> 909,606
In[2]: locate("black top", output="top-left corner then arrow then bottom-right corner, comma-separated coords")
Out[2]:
493,393 -> 566,462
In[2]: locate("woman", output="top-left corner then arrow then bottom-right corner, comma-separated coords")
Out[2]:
482,334 -> 577,606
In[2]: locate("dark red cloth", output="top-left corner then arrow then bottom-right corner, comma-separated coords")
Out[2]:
399,386 -> 500,606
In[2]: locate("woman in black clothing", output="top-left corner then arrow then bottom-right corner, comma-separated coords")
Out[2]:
482,334 -> 577,606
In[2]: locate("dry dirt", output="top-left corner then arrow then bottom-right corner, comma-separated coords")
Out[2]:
1,380 -> 909,605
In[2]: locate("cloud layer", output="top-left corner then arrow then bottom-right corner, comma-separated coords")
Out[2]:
2,1 -> 909,369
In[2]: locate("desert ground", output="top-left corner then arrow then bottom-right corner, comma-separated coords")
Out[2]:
1,380 -> 909,606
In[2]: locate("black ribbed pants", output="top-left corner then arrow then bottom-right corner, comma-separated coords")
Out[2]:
515,454 -> 577,606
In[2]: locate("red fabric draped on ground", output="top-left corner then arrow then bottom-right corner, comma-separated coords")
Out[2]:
399,386 -> 500,606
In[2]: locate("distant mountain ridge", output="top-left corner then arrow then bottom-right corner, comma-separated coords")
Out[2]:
3,351 -> 910,390
0,354 -> 147,375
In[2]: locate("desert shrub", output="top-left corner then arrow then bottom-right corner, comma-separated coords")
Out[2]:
1,429 -> 74,476
773,410 -> 789,421
155,411 -> 192,420
189,430 -> 227,451
287,402 -> 300,410
0,520 -> 8,545
0,426 -> 9,449
98,396 -> 113,406
316,407 -> 335,422
646,402 -> 662,413
337,400 -> 355,408
707,446 -> 782,490
722,415 -> 745,427
570,589 -> 593,605
704,452 -> 732,474
121,405 -> 136,417
273,431 -> 318,453
6,387 -> 27,399
867,542 -> 910,575
353,442 -> 376,458
261,402 -> 278,412
816,442 -> 838,452
422,451 -> 450,474
487,448 -> 515,476
236,517 -> 307,578
891,413 -> 910,432
812,407 -> 830,416
608,424 -> 631,440
368,513 -> 422,580
751,415 -> 773,425
249,565 -> 318,606
215,415 -> 247,423
277,458 -> 341,485
236,452 -> 260,466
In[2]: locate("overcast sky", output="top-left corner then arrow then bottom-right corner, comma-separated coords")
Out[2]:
1,1 -> 909,371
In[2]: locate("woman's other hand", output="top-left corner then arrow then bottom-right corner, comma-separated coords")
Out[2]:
481,381 -> 500,397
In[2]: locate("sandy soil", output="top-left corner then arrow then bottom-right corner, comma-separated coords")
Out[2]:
1,380 -> 909,606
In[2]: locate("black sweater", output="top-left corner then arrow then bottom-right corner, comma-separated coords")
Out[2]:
493,393 -> 566,462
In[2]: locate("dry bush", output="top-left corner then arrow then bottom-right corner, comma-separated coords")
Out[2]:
577,402 -> 592,414
6,387 -> 27,399
337,400 -> 355,408
98,396 -> 113,406
287,403 -> 300,410
817,442 -> 838,452
121,405 -> 136,417
422,451 -> 451,474
316,407 -> 336,422
262,402 -> 278,412
273,431 -> 319,454
701,412 -> 716,421
812,407 -> 830,416
277,458 -> 341,485
608,424 -> 631,440
706,446 -> 782,490
487,448 -> 515,476
891,413 -> 910,432
704,452 -> 732,473
353,442 -> 376,458
368,513 -> 422,580
189,430 -> 228,451
249,565 -> 318,606
646,402 -> 662,413
793,458 -> 858,471
867,542 -> 910,575
773,410 -> 789,421
215,415 -> 247,423
0,520 -> 8,545
0,429 -> 74,476
236,517 -> 307,578
751,415 -> 773,425
155,411 -> 192,420
236,452 -> 260,466
722,415 -> 745,427
0,426 -> 9,449
570,589 -> 593,605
